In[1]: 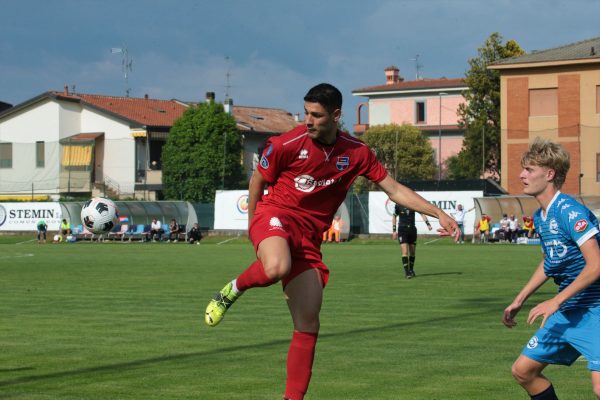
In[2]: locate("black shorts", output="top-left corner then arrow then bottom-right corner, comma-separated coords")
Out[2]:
397,226 -> 417,245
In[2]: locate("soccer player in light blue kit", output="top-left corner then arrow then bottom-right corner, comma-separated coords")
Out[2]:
503,138 -> 600,399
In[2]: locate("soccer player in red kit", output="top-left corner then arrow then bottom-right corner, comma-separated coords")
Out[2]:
205,83 -> 458,400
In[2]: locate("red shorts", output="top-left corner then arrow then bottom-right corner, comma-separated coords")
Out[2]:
249,210 -> 330,288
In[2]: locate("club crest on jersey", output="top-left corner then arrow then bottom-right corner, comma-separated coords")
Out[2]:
298,149 -> 308,159
574,219 -> 588,233
336,156 -> 350,171
260,155 -> 269,169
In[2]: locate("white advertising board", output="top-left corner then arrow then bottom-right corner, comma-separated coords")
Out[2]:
368,191 -> 482,234
0,202 -> 63,231
213,190 -> 251,230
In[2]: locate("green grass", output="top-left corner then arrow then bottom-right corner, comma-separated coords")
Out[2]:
0,236 -> 594,399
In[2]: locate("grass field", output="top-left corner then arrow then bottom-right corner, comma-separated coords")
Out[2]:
0,235 -> 594,399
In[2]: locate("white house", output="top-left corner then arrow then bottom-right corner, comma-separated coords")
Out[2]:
0,88 -> 297,200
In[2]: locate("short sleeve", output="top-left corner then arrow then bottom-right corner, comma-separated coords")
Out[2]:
558,202 -> 599,247
361,146 -> 388,184
257,138 -> 283,183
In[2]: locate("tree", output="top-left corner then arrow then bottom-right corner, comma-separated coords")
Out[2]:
162,102 -> 246,202
451,32 -> 524,180
354,123 -> 436,192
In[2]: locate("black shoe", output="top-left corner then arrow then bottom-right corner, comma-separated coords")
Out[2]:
409,269 -> 416,277
404,267 -> 412,279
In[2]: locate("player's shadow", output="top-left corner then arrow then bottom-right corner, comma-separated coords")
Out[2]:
0,302 -> 503,388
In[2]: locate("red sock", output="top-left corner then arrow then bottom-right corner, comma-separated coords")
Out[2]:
284,331 -> 318,400
236,260 -> 275,291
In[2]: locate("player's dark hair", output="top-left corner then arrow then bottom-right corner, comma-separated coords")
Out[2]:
304,83 -> 342,114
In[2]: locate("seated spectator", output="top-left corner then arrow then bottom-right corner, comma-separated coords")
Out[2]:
146,218 -> 164,242
323,214 -> 344,243
167,218 -> 180,242
508,215 -> 520,243
37,219 -> 48,244
498,214 -> 509,242
187,223 -> 203,245
60,218 -> 71,240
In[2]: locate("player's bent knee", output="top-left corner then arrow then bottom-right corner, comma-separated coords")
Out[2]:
262,258 -> 291,280
511,362 -> 533,385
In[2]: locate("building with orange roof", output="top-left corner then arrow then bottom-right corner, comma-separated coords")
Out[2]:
0,88 -> 297,200
352,67 -> 468,179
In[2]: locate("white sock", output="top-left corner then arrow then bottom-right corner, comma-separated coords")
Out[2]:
231,279 -> 240,294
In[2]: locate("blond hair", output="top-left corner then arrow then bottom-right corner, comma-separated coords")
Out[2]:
521,137 -> 570,189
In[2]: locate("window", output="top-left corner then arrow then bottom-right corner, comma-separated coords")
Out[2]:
529,88 -> 557,116
596,85 -> 600,114
36,141 -> 45,168
0,142 -> 12,168
416,101 -> 426,123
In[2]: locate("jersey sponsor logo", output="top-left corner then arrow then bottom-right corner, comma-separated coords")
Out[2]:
260,155 -> 269,169
574,219 -> 588,233
294,175 -> 337,193
545,239 -> 568,260
527,336 -> 539,349
549,219 -> 559,234
568,211 -> 580,221
335,156 -> 350,171
298,149 -> 308,159
557,198 -> 567,207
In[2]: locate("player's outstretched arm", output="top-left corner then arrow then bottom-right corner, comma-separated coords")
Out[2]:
377,175 -> 458,234
528,238 -> 600,327
503,260 -> 548,328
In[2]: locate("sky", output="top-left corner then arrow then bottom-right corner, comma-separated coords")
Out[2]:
1,0 -> 599,126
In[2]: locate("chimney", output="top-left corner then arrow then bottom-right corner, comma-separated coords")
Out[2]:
64,85 -> 69,95
384,66 -> 403,85
206,92 -> 215,103
294,113 -> 300,122
224,98 -> 233,114
144,93 -> 149,99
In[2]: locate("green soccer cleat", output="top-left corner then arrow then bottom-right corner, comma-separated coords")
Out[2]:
205,282 -> 242,327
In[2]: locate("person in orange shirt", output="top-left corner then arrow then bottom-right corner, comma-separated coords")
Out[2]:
323,214 -> 344,243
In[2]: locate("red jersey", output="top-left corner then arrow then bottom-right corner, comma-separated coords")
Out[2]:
256,125 -> 388,233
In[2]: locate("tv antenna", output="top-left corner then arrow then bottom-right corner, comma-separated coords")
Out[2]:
110,46 -> 133,97
224,55 -> 232,99
409,54 -> 423,80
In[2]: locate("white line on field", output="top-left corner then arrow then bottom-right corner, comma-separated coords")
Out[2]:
424,238 -> 443,245
216,236 -> 241,245
0,253 -> 34,259
16,239 -> 37,245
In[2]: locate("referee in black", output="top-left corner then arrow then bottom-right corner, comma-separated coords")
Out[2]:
392,203 -> 432,278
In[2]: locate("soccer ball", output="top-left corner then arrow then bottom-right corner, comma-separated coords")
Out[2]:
80,197 -> 119,234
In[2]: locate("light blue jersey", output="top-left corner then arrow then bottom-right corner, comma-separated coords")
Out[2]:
534,191 -> 600,311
